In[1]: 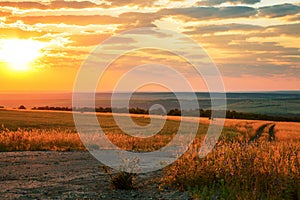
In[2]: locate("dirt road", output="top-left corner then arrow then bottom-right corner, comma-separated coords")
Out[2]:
0,151 -> 190,200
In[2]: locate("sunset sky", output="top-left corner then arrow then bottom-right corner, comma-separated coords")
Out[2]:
0,0 -> 299,92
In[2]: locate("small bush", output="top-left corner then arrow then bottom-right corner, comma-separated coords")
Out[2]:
18,105 -> 26,109
102,166 -> 136,190
110,172 -> 136,190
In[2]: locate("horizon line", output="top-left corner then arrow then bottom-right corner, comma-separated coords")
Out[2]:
0,90 -> 299,94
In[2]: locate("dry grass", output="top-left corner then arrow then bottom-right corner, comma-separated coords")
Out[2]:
0,110 -> 299,199
0,128 -> 85,151
274,122 -> 300,141
218,118 -> 300,142
160,119 -> 300,199
162,139 -> 300,199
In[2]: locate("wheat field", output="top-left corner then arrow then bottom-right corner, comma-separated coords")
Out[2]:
0,109 -> 299,199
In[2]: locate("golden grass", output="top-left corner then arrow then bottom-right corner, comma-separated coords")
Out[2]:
219,118 -> 300,142
157,118 -> 300,199
97,115 -> 208,152
273,122 -> 300,141
0,111 -> 299,199
162,138 -> 300,199
0,128 -> 85,151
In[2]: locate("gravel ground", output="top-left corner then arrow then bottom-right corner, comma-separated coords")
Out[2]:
0,151 -> 191,200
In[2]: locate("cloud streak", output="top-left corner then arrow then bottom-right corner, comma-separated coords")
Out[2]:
6,15 -> 123,26
197,0 -> 260,6
0,1 -> 104,10
159,6 -> 257,20
259,3 -> 300,18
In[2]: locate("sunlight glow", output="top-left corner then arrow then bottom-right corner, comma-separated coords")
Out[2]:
0,39 -> 47,71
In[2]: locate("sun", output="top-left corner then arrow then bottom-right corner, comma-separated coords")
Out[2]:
0,39 -> 46,71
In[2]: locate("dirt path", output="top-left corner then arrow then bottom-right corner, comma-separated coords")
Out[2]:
0,151 -> 190,200
249,123 -> 276,143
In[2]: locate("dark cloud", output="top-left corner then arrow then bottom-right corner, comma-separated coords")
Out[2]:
159,6 -> 257,20
210,40 -> 299,77
220,63 -> 299,77
0,0 -> 104,10
259,3 -> 300,18
179,22 -> 300,78
183,22 -> 300,40
268,23 -> 300,37
287,15 -> 300,22
184,23 -> 262,35
117,12 -> 159,30
6,15 -> 123,26
227,41 -> 299,55
197,0 -> 260,6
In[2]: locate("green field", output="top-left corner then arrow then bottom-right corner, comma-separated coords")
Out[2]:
0,110 -> 75,130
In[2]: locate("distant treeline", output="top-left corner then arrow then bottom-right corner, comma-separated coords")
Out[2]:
32,106 -> 72,111
32,106 -> 149,114
31,106 -> 300,122
200,109 -> 300,122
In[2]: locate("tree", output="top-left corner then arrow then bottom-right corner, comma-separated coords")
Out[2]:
18,105 -> 26,109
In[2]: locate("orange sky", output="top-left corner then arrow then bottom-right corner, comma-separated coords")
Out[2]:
0,0 -> 299,92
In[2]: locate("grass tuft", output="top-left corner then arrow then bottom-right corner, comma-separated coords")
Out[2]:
102,166 -> 137,190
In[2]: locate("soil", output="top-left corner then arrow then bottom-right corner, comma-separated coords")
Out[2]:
0,151 -> 191,200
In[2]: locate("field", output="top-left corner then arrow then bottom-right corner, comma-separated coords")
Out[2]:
0,109 -> 299,199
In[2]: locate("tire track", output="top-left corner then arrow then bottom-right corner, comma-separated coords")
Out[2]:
249,123 -> 276,143
268,124 -> 276,142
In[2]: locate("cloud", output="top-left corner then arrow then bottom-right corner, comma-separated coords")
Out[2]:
159,6 -> 257,20
184,23 -> 262,35
103,37 -> 136,44
197,0 -> 260,6
259,3 -> 300,18
0,1 -> 46,10
49,0 -> 104,9
287,15 -> 300,22
179,21 -> 300,78
183,22 -> 300,42
220,63 -> 299,77
268,23 -> 300,37
117,12 -> 159,30
6,15 -> 123,26
220,41 -> 299,77
0,28 -> 46,39
119,28 -> 172,38
0,0 -> 160,11
0,1 -> 104,10
0,10 -> 11,17
106,0 -> 158,7
69,34 -> 112,46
